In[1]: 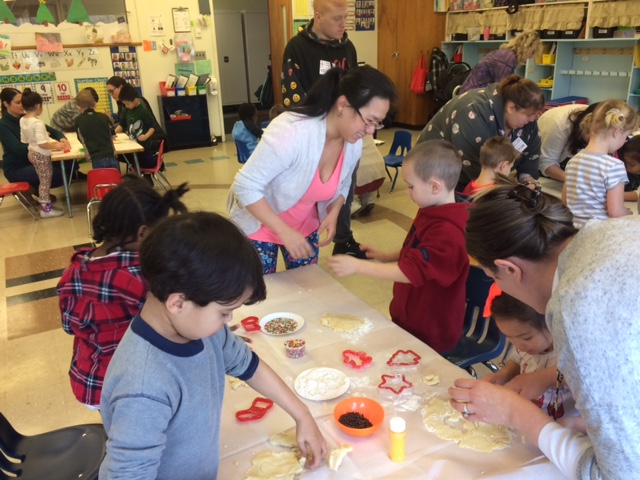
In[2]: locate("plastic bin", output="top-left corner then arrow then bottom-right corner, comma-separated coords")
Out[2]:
159,81 -> 176,97
541,30 -> 560,39
560,30 -> 581,39
592,27 -> 615,38
542,54 -> 556,65
176,88 -> 186,97
186,86 -> 197,96
197,85 -> 207,95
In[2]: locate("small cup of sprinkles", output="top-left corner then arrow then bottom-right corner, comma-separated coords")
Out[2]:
284,339 -> 306,359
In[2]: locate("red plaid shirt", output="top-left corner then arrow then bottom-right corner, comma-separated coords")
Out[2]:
58,247 -> 147,406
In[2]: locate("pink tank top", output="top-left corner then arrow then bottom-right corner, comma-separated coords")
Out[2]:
250,149 -> 345,244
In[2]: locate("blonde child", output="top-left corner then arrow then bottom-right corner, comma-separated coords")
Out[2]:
462,136 -> 519,196
483,292 -> 577,421
57,176 -> 189,409
19,88 -> 70,218
562,100 -> 639,228
328,140 -> 470,353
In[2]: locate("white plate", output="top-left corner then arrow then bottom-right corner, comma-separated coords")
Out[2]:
259,312 -> 304,336
294,367 -> 350,401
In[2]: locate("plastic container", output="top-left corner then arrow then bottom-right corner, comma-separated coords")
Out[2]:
197,85 -> 207,95
541,54 -> 556,65
560,29 -> 580,39
284,339 -> 306,359
541,30 -> 560,39
186,86 -> 197,96
389,417 -> 406,462
592,27 -> 615,38
176,87 -> 186,96
334,397 -> 384,437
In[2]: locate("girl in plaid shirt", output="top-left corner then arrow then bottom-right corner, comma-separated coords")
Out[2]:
57,176 -> 188,408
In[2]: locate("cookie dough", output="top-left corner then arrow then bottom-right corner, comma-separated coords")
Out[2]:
269,430 -> 297,449
328,444 -> 353,471
228,377 -> 248,390
423,374 -> 440,386
245,451 -> 304,480
321,313 -> 367,332
423,398 -> 510,452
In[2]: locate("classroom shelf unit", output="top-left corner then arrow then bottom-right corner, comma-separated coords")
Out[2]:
157,95 -> 212,151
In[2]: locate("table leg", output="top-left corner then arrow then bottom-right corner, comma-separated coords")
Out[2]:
132,152 -> 141,176
60,159 -> 73,218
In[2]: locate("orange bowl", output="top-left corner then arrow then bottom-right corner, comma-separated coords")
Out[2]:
333,397 -> 384,437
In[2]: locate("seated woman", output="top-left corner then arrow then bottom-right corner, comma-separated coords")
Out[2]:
450,177 -> 639,479
537,103 -> 599,182
417,74 -> 544,191
228,65 -> 397,274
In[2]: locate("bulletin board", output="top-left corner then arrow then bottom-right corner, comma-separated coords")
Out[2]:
74,77 -> 113,115
0,72 -> 57,104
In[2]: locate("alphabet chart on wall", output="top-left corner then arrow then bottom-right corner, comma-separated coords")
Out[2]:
74,77 -> 113,115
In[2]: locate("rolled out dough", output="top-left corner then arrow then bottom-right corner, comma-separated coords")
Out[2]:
245,450 -> 304,480
321,313 -> 367,332
423,374 -> 440,385
328,444 -> 353,471
269,430 -> 298,449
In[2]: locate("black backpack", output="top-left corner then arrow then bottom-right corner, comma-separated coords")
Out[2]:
431,62 -> 472,117
425,48 -> 449,93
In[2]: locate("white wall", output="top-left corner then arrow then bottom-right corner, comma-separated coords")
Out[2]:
213,0 -> 268,13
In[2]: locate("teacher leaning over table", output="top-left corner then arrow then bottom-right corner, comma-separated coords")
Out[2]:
449,177 -> 640,480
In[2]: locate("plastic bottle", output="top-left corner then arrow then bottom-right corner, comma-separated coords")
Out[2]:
389,416 -> 406,462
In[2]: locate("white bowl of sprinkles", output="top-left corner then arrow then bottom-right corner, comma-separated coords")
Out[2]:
259,312 -> 305,336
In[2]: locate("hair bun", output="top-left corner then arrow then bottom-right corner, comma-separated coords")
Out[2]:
605,108 -> 624,128
22,87 -> 32,94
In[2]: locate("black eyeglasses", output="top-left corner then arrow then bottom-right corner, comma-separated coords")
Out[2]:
353,107 -> 385,130
507,183 -> 541,208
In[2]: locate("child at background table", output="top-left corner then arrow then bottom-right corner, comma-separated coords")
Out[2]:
619,133 -> 640,202
563,100 -> 638,227
115,83 -> 158,169
74,89 -> 119,170
58,176 -> 189,409
50,87 -> 99,133
232,102 -> 263,156
483,292 -> 577,421
99,211 -> 326,479
19,88 -> 70,218
462,136 -> 519,196
328,140 -> 470,353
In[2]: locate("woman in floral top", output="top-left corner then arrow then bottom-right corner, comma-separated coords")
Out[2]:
418,75 -> 544,190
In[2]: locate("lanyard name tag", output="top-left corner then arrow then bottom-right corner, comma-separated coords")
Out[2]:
319,60 -> 332,75
512,137 -> 527,152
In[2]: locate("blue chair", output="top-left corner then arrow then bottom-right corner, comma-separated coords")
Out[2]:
235,139 -> 252,164
260,120 -> 270,129
383,130 -> 412,193
442,266 -> 507,378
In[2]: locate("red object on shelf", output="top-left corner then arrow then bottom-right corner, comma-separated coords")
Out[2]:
170,114 -> 192,121
342,350 -> 373,370
235,397 -> 274,422
386,350 -> 421,367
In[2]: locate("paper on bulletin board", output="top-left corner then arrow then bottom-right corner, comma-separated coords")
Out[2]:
346,1 -> 355,32
293,0 -> 311,17
0,34 -> 10,56
54,81 -> 72,101
172,8 -> 191,33
149,14 -> 165,36
74,77 -> 113,115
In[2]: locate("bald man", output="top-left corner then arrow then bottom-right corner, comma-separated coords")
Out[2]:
282,0 -> 367,259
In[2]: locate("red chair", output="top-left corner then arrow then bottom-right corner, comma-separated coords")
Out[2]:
86,168 -> 122,238
140,141 -> 171,190
0,182 -> 39,220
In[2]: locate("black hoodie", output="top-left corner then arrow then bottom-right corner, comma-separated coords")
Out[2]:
281,20 -> 357,108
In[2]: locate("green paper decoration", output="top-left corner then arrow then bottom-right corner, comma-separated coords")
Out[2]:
0,2 -> 16,24
36,1 -> 55,25
67,0 -> 91,24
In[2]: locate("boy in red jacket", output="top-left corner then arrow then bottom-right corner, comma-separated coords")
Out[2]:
328,140 -> 470,352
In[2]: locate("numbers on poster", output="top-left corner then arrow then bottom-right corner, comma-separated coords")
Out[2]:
55,81 -> 71,101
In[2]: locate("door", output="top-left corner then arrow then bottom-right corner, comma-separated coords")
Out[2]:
244,12 -> 271,102
214,12 -> 249,105
267,0 -> 293,106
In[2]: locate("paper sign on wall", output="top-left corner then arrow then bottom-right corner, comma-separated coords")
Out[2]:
0,34 -> 10,56
149,14 -> 165,36
54,81 -> 71,101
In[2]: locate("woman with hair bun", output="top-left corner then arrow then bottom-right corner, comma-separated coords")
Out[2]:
449,176 -> 640,479
229,65 -> 397,274
418,74 -> 544,190
562,99 -> 638,227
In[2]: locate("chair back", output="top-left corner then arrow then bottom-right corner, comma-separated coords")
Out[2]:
235,139 -> 251,164
387,130 -> 412,157
153,140 -> 165,172
87,168 -> 122,201
462,265 -> 494,339
260,120 -> 270,129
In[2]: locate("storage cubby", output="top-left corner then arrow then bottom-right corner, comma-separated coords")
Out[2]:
158,95 -> 212,151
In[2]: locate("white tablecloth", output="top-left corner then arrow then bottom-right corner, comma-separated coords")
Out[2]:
218,266 -> 565,479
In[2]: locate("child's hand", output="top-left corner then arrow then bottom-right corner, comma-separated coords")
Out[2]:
481,372 -> 506,385
137,134 -> 146,142
327,254 -> 361,277
60,138 -> 71,149
359,244 -> 385,261
505,369 -> 555,400
295,414 -> 327,470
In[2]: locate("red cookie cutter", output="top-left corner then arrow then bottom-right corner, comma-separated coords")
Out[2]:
235,397 -> 274,422
378,374 -> 413,395
342,350 -> 373,370
386,349 -> 421,367
240,316 -> 261,332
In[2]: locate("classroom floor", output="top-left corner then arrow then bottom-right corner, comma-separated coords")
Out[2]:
0,127 -> 568,435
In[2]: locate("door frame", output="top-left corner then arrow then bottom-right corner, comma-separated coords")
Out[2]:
267,0 -> 292,106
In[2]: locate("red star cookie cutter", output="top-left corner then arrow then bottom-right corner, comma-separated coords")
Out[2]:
240,316 -> 261,332
386,349 -> 421,367
342,350 -> 373,370
378,374 -> 413,395
235,397 -> 274,422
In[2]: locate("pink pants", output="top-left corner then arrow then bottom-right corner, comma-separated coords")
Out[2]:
27,150 -> 53,203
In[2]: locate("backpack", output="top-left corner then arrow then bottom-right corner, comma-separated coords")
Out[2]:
425,48 -> 449,93
254,65 -> 274,109
431,62 -> 472,118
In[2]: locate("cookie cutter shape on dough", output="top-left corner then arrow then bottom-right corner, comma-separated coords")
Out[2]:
386,349 -> 421,367
378,374 -> 413,395
342,350 -> 373,370
235,397 -> 274,422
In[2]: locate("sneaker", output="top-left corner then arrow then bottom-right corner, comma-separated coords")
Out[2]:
332,237 -> 368,259
40,203 -> 64,218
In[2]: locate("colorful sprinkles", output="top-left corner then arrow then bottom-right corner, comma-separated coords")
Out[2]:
264,317 -> 298,335
284,339 -> 306,359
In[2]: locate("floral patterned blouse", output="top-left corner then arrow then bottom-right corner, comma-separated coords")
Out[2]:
417,84 -> 541,188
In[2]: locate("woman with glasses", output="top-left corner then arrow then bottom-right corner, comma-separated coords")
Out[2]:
106,76 -> 159,128
229,65 -> 397,274
449,177 -> 640,479
418,74 -> 544,191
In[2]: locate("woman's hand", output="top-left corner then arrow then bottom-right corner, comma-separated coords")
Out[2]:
449,378 -> 523,425
60,138 -> 71,150
505,369 -> 556,400
481,372 -> 507,385
280,228 -> 314,260
317,214 -> 337,247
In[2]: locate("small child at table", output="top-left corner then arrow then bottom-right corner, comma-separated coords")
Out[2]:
483,292 -> 577,421
99,211 -> 327,479
462,136 -> 519,196
58,176 -> 189,409
115,83 -> 158,169
19,88 -> 70,218
328,140 -> 470,353
74,89 -> 119,170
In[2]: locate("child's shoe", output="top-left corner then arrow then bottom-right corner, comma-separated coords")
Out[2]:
40,202 -> 64,218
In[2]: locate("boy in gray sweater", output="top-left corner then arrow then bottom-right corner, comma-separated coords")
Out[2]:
99,212 -> 326,479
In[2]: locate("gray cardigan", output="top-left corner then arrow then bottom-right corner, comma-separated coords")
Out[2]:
228,112 -> 362,236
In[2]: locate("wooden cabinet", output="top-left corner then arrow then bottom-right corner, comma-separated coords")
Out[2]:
377,0 -> 446,127
158,95 -> 212,151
